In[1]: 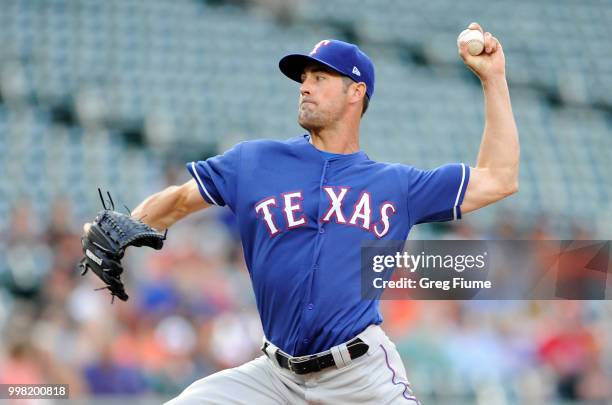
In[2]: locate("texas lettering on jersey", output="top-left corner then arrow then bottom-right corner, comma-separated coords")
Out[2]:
254,187 -> 396,238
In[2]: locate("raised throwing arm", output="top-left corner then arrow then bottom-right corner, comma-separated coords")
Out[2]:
458,22 -> 520,214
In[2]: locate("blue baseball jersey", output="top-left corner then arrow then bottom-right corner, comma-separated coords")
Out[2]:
187,134 -> 470,356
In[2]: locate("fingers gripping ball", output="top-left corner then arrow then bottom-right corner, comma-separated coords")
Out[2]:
79,189 -> 167,303
457,29 -> 485,56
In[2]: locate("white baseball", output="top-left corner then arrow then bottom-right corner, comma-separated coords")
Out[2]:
457,29 -> 484,56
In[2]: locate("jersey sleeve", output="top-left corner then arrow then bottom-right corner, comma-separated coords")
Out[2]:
186,142 -> 243,210
401,163 -> 470,225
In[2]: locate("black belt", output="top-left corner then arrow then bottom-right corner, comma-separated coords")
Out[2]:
262,338 -> 369,375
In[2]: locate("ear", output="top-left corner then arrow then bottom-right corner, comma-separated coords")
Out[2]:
350,82 -> 367,104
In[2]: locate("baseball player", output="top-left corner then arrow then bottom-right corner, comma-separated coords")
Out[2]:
84,22 -> 519,404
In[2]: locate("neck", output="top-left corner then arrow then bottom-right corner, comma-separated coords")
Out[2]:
308,119 -> 360,154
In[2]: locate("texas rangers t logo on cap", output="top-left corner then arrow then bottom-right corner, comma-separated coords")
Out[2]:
310,40 -> 330,55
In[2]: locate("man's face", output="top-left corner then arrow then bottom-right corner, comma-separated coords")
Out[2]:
298,63 -> 349,131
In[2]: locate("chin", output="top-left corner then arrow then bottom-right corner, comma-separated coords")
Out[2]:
299,113 -> 325,131
298,115 -> 314,130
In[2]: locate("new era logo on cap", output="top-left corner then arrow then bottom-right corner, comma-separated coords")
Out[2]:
279,39 -> 376,100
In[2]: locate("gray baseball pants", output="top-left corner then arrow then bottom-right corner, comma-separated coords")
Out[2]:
164,324 -> 420,405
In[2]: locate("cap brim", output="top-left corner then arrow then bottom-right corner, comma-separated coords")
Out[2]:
279,54 -> 344,83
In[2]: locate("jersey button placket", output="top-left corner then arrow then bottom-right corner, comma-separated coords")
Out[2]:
301,161 -> 328,351
318,163 -> 329,235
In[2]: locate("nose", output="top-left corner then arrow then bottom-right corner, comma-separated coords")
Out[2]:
299,84 -> 310,97
299,76 -> 312,96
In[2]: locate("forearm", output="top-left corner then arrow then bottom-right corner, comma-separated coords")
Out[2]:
131,185 -> 189,230
476,75 -> 520,181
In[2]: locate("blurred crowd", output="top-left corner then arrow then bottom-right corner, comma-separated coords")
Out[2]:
0,196 -> 610,404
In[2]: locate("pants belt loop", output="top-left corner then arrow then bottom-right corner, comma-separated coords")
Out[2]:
330,342 -> 351,369
262,337 -> 282,368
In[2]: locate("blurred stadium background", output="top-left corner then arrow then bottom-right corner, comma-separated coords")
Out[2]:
0,0 -> 611,404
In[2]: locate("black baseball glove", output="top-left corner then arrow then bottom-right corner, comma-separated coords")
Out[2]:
79,189 -> 166,302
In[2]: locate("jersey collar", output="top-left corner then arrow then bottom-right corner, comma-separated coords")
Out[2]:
300,134 -> 369,163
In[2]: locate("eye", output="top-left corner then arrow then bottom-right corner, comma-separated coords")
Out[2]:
316,75 -> 325,81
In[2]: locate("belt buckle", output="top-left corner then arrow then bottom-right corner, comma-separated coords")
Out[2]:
289,354 -> 320,374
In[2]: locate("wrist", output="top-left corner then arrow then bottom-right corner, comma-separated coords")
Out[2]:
481,73 -> 507,86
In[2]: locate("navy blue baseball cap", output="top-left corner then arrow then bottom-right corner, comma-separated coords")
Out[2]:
279,39 -> 375,99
